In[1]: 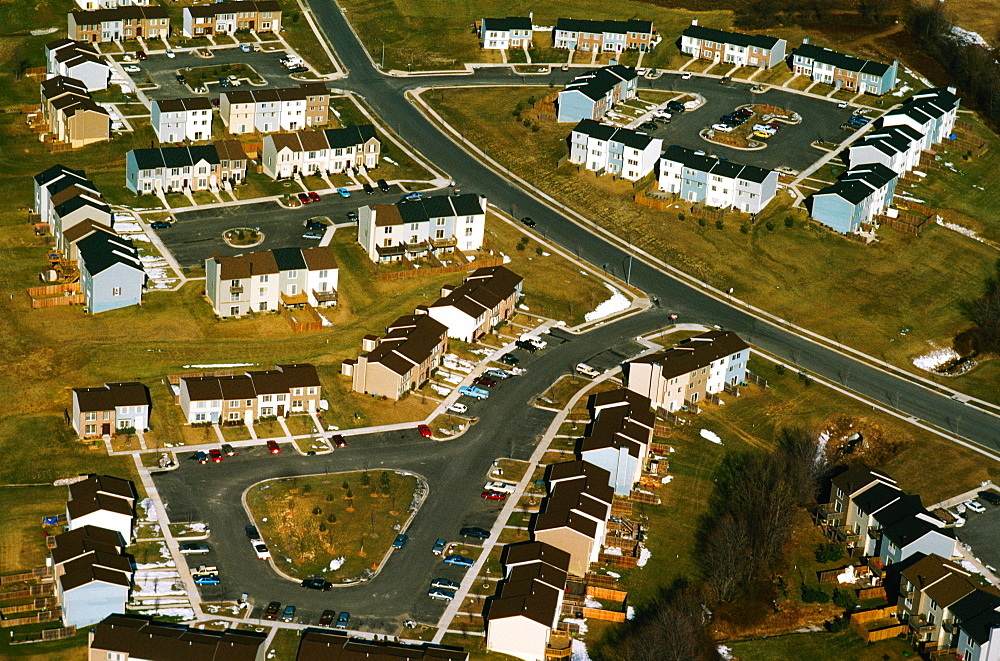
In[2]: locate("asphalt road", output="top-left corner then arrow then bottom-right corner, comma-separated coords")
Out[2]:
296,0 -> 1000,451
159,185 -> 402,266
151,317 -> 660,631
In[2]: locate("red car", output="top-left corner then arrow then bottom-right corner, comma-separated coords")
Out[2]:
297,192 -> 311,204
307,191 -> 321,202
767,123 -> 781,131
266,440 -> 281,454
417,424 -> 432,438
209,448 -> 223,463
473,377 -> 496,388
481,490 -> 507,501
331,434 -> 347,447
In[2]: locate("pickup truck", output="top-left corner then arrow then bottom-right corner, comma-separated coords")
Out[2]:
458,385 -> 489,400
576,363 -> 600,378
484,481 -> 516,494
518,334 -> 547,349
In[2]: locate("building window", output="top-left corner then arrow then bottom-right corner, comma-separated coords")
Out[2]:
85,412 -> 97,421
261,407 -> 273,416
262,395 -> 272,403
112,287 -> 121,296
85,424 -> 97,435
307,386 -> 317,395
194,413 -> 206,422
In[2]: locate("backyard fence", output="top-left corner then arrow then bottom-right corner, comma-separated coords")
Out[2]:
585,573 -> 619,589
858,586 -> 887,601
0,567 -> 52,586
609,500 -> 633,517
0,608 -> 61,628
9,625 -> 76,645
582,607 -> 627,622
851,606 -> 897,625
373,253 -> 504,282
745,371 -> 768,388
25,283 -> 84,309
629,490 -> 660,505
634,189 -> 675,211
586,586 -> 628,602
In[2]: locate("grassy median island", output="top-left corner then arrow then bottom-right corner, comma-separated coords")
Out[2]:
423,85 -> 1000,404
246,470 -> 419,581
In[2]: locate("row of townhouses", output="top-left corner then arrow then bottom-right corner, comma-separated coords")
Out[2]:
568,119 -> 662,181
205,245 -> 339,318
151,97 -> 213,143
73,0 -> 149,10
578,389 -> 655,496
45,39 -> 109,92
356,193 -> 487,263
178,363 -> 322,424
680,19 -> 786,69
657,146 -> 779,215
556,64 -> 638,123
219,83 -> 331,134
71,381 -> 151,437
811,87 -> 960,234
34,165 -> 146,313
262,124 -> 381,178
69,5 -> 169,43
480,15 -> 656,53
181,0 -> 281,38
421,265 -> 523,343
40,75 -> 110,148
68,0 -> 282,42
125,141 -> 249,194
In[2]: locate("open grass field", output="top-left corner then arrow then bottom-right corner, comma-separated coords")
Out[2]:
424,85 -> 1000,404
0,486 -> 67,575
246,470 -> 418,581
337,0 -> 733,72
727,628 -> 917,660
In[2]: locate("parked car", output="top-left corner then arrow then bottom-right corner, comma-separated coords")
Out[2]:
766,123 -> 782,131
431,577 -> 461,590
752,131 -> 772,140
500,353 -> 519,366
481,490 -> 507,501
318,610 -> 336,627
166,50 -> 176,58
393,534 -> 409,548
151,221 -> 171,229
576,363 -> 600,378
978,491 -> 1000,506
252,540 -> 271,560
460,527 -> 490,539
194,574 -> 220,585
432,539 -> 447,555
515,340 -> 538,353
346,210 -> 359,221
519,335 -> 547,350
639,121 -> 658,131
123,65 -> 141,73
443,554 -> 475,568
337,187 -> 351,198
719,76 -> 730,84
472,376 -> 497,388
520,217 -> 536,227
837,100 -> 849,108
221,443 -> 236,456
363,182 -> 374,195
681,71 -> 693,80
428,588 -> 456,601
288,66 -> 308,73
403,191 -> 423,201
458,385 -> 489,399
417,424 -> 432,437
302,230 -> 324,240
336,612 -> 350,629
297,192 -> 311,204
308,191 -> 321,202
486,369 -> 511,379
266,440 -> 281,454
377,179 -> 390,192
219,77 -> 231,87
965,500 -> 987,514
195,451 -> 209,464
447,402 -> 468,414
712,124 -> 735,133
752,124 -> 776,134
209,448 -> 223,463
246,525 -> 260,540
281,605 -> 296,622
330,434 -> 347,447
179,543 -> 210,554
301,578 -> 333,591
485,481 -> 515,494
263,602 -> 281,620
136,51 -> 147,60
666,101 -> 685,112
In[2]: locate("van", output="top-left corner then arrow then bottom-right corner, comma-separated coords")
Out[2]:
576,363 -> 600,378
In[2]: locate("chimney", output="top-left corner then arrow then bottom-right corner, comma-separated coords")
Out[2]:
802,37 -> 810,44
691,18 -> 698,26
414,305 -> 428,315
440,285 -> 454,296
361,335 -> 377,352
529,11 -> 533,22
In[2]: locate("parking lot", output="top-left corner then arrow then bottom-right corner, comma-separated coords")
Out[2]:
955,495 -> 1000,572
156,185 -> 403,267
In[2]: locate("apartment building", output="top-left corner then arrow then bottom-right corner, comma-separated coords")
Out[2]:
480,16 -> 533,50
848,123 -> 925,175
178,363 -> 322,424
71,381 -> 151,438
219,83 -> 330,134
680,19 -> 786,68
68,6 -> 170,43
952,590 -> 1000,661
658,144 -> 778,214
34,164 -> 97,226
486,541 -> 571,661
625,329 -> 749,412
66,474 -> 136,544
357,194 -> 487,262
578,389 -> 654,496
204,245 -> 338,317
810,162 -> 898,234
125,142 -> 248,194
41,75 -> 110,148
58,550 -> 132,629
897,554 -> 986,650
182,0 -> 281,37
261,124 -> 380,179
557,65 -> 638,123
425,265 -> 523,342
89,614 -> 267,661
792,40 -> 898,95
533,464 -> 614,576
45,39 -> 109,91
151,97 -> 214,143
344,313 -> 448,400
552,18 -> 654,53
74,0 -> 150,9
882,87 -> 961,150
568,119 -> 662,181
50,182 -> 112,253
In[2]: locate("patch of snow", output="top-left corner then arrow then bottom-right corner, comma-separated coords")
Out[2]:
584,596 -> 603,609
913,347 -> 959,371
140,497 -> 157,521
585,284 -> 630,322
320,314 -> 332,327
891,84 -> 912,97
571,639 -> 591,661
637,547 -> 652,567
815,431 -> 830,465
328,556 -> 346,572
182,363 -> 255,368
661,475 -> 674,484
937,217 -> 986,244
518,303 -> 529,310
149,607 -> 196,620
605,571 -> 620,579
563,618 -> 588,634
837,565 -> 859,584
603,547 -> 622,556
626,606 -> 635,620
718,645 -> 734,660
114,221 -> 144,233
431,384 -> 451,396
700,429 -> 723,445
949,25 -> 989,48
903,67 -> 932,87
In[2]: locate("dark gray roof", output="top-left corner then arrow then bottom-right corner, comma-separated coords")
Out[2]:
90,614 -> 266,661
628,329 -> 748,380
54,193 -> 110,219
76,229 -> 144,276
154,97 -> 213,113
395,194 -> 484,223
562,65 -> 636,102
556,18 -> 653,35
813,163 -> 897,205
482,16 -> 532,32
296,629 -> 468,661
129,145 -> 220,170
661,144 -> 772,184
794,43 -> 891,77
35,164 -> 86,187
71,5 -> 168,23
186,0 -> 279,18
572,119 -> 657,150
683,24 -> 781,50
322,124 -> 376,149
271,246 -> 307,271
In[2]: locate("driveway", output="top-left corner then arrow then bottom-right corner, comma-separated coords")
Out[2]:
156,185 -> 402,267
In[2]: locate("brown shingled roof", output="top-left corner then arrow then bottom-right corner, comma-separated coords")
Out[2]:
214,139 -> 248,163
90,614 -> 266,661
69,474 -> 137,503
155,97 -> 213,113
59,550 -> 132,592
364,314 -> 447,376
212,250 -> 280,280
295,629 -> 469,660
301,246 -> 337,271
629,330 -> 749,380
501,541 -> 571,572
485,579 -> 561,626
50,525 -> 123,566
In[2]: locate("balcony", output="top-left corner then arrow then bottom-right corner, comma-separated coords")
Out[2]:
375,243 -> 406,257
867,526 -> 883,541
907,614 -> 937,637
229,285 -> 244,294
312,289 -> 338,304
281,291 -> 309,307
429,236 -> 458,249
833,525 -> 862,543
816,503 -> 845,524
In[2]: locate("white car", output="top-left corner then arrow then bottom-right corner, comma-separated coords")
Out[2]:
123,65 -> 141,73
711,123 -> 735,133
653,110 -> 672,119
252,540 -> 271,560
447,402 -> 468,414
837,101 -> 849,109
965,500 -> 987,514
681,71 -> 693,80
485,481 -> 516,494
753,124 -> 776,134
166,50 -> 176,58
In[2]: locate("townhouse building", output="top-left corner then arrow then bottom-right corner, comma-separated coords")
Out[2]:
150,97 -> 214,143
182,0 -> 281,37
297,629 -> 469,660
71,381 -> 151,438
68,6 -> 170,43
219,83 -> 330,134
679,19 -> 786,68
76,228 -> 146,313
34,164 -> 98,226
179,363 -> 322,424
898,554 -> 987,651
41,75 -> 110,148
357,194 -> 487,263
557,65 -> 638,123
66,474 -> 137,544
486,541 -> 571,661
658,144 -> 778,214
261,124 -> 380,179
125,141 -> 248,194
792,40 -> 898,95
424,265 -> 523,342
882,87 -> 961,150
578,389 -> 654,496
552,18 -> 654,53
73,0 -> 150,9
205,245 -> 338,317
57,550 -> 132,629
810,162 -> 898,234
568,119 -> 662,181
343,313 -> 448,400
50,183 -> 112,253
532,464 -> 614,576
480,16 -> 533,50
45,39 -> 109,91
624,329 -> 749,412
847,122 -> 925,175
952,591 -> 1000,661
90,614 -> 267,661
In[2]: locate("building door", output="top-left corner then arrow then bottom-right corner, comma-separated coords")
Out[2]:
277,405 -> 285,417
133,415 -> 144,430
102,423 -> 111,435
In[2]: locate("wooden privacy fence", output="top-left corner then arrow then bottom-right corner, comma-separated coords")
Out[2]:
0,584 -> 54,601
858,586 -> 887,600
0,567 -> 52,586
586,586 -> 628,602
597,553 -> 639,569
375,254 -> 504,282
858,623 -> 907,642
609,500 -> 633,517
629,490 -> 660,505
1,598 -> 57,615
582,607 -> 626,622
280,305 -> 323,332
818,566 -> 853,583
0,608 -> 61,628
25,283 -> 84,309
10,626 -> 76,645
585,573 -> 619,589
851,606 -> 897,625
634,189 -> 675,211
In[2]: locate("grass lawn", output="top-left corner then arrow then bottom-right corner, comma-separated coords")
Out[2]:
179,63 -> 265,90
424,85 -> 1000,404
265,627 -> 302,661
0,486 -> 66,575
277,0 -> 338,74
0,625 -> 90,660
727,628 -> 917,660
246,470 -> 418,581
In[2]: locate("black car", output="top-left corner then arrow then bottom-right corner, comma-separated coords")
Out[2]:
515,340 -> 538,353
500,353 -> 519,366
460,526 -> 490,539
346,210 -> 358,221
246,525 -> 260,540
288,66 -> 308,73
150,221 -> 171,229
301,578 -> 333,591
262,601 -> 281,620
377,178 -> 390,192
318,609 -> 336,627
363,182 -> 375,194
639,121 -> 658,131
306,219 -> 328,231
176,74 -> 186,85
520,217 -> 536,227
330,434 -> 347,447
979,491 -> 1000,506
666,101 -> 685,112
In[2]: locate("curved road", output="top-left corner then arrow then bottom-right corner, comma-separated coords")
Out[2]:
302,0 -> 999,450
